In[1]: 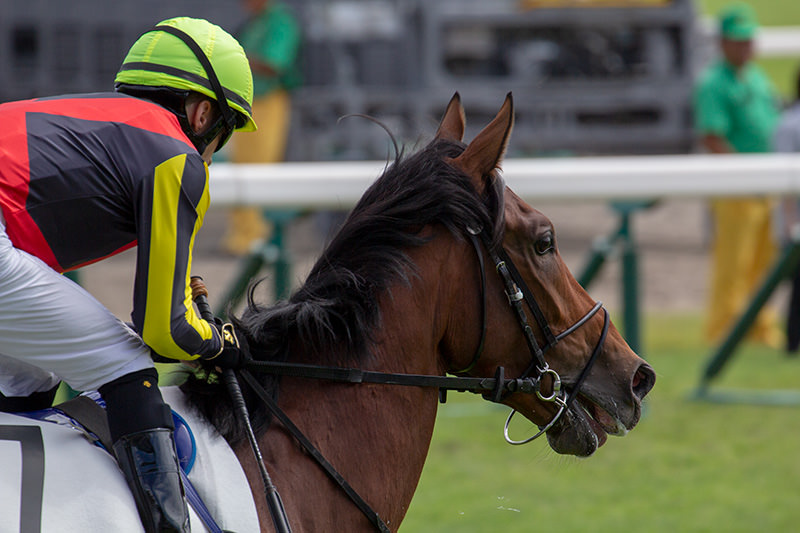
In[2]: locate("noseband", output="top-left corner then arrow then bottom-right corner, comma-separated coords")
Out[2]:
454,229 -> 609,445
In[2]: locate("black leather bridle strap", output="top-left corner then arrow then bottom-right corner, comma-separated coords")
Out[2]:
564,307 -> 609,409
484,244 -> 548,373
244,359 -> 543,396
239,370 -> 392,533
494,246 -> 558,348
553,302 -> 603,343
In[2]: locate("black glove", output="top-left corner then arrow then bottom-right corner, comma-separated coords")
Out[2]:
202,320 -> 250,370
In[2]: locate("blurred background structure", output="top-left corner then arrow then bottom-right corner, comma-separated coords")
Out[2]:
0,0 -> 697,159
292,0 -> 697,159
0,1 -> 245,102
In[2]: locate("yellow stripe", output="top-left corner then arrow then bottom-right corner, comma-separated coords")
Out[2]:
182,166 -> 213,344
142,155 -> 212,359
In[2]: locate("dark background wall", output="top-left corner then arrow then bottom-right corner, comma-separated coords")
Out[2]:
0,0 -> 697,160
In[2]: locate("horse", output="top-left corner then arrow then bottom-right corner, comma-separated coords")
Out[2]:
0,93 -> 654,532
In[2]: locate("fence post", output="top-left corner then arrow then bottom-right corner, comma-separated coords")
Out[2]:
579,201 -> 653,354
698,236 -> 800,393
577,236 -> 612,289
215,209 -> 300,316
618,206 -> 641,354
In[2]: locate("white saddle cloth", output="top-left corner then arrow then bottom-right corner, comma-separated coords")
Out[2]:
0,386 -> 260,532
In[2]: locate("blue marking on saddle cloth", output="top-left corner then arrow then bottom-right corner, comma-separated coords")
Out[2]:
18,392 -> 223,533
20,391 -> 197,474
18,392 -> 111,448
171,409 -> 197,475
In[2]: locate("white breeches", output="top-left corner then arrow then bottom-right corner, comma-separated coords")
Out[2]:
0,222 -> 153,395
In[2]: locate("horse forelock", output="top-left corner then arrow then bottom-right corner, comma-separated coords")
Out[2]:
181,137 -> 506,445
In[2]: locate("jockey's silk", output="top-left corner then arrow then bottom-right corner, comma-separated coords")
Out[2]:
0,93 -> 222,364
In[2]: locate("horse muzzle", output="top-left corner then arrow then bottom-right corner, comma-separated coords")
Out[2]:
548,360 -> 656,457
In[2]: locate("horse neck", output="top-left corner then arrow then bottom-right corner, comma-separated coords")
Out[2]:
245,230 -> 476,531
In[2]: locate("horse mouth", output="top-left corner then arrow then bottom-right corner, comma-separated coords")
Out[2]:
545,393 -> 633,457
576,394 -> 629,437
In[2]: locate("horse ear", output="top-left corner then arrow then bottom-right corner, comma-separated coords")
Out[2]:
448,93 -> 514,194
434,92 -> 466,142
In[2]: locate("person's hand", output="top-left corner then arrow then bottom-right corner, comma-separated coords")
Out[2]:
202,321 -> 250,370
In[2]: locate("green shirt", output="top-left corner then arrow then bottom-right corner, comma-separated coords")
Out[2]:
238,2 -> 301,97
693,59 -> 780,153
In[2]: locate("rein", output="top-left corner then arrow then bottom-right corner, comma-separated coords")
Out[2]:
191,279 -> 292,533
235,227 -> 608,531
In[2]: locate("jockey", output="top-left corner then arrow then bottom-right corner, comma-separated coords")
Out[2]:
0,17 -> 254,532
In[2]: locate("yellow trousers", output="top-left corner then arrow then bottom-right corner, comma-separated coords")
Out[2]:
706,198 -> 781,347
231,90 -> 291,163
224,91 -> 291,255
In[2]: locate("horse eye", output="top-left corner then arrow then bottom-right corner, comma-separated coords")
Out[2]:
534,233 -> 554,255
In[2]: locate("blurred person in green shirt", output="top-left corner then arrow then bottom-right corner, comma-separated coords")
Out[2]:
693,2 -> 782,347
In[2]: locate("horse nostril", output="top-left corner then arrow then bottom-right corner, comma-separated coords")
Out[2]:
631,363 -> 656,401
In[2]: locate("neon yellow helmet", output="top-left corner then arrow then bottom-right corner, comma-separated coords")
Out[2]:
115,17 -> 256,150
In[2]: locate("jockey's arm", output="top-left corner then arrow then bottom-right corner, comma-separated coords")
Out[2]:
130,153 -> 222,361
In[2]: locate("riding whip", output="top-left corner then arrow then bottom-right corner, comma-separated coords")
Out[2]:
190,276 -> 292,533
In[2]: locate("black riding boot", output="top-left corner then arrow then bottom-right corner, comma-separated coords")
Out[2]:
113,428 -> 190,533
99,369 -> 189,533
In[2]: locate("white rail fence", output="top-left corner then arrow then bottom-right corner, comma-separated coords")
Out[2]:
700,23 -> 800,58
209,153 -> 800,208
757,26 -> 800,57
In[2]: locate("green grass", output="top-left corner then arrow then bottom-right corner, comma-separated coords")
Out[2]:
401,313 -> 800,532
698,0 -> 800,26
760,57 -> 798,101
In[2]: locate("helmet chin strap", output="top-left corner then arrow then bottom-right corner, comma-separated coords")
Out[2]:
177,110 -> 228,155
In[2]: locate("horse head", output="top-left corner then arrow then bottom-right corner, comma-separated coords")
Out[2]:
437,93 -> 655,457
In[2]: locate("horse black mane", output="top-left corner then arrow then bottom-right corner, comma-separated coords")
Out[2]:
182,137 -> 506,445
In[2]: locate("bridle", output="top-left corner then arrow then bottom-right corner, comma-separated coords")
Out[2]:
234,225 -> 610,531
455,228 -> 609,444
